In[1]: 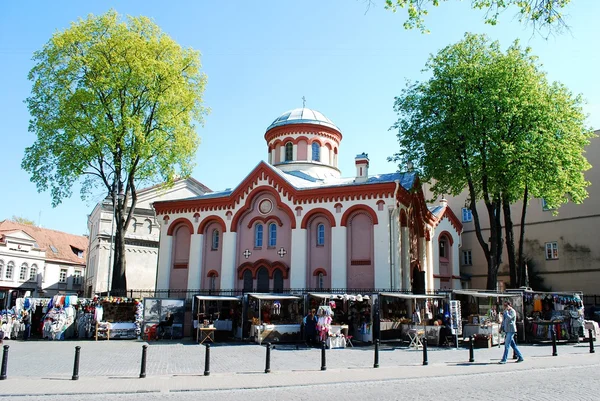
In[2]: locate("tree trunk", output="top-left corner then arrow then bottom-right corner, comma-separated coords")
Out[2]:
111,197 -> 128,293
517,184 -> 529,287
502,195 -> 517,288
485,197 -> 503,290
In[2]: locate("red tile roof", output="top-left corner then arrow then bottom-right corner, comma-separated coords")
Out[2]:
0,220 -> 88,266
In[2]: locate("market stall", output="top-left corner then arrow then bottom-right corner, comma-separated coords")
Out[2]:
42,294 -> 79,340
378,293 -> 451,346
247,294 -> 303,344
452,290 -> 523,346
194,295 -> 242,342
307,293 -> 373,346
514,290 -> 585,343
0,297 -> 51,340
93,296 -> 144,340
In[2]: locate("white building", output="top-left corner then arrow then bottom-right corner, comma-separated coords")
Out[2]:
153,108 -> 463,294
0,220 -> 88,309
84,178 -> 210,296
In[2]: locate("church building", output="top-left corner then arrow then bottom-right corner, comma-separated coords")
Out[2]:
153,108 -> 463,294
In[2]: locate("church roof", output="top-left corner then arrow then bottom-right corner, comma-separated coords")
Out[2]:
266,108 -> 340,132
181,162 -> 416,202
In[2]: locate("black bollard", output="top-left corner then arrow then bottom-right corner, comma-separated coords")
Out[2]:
72,346 -> 81,381
140,345 -> 148,378
0,345 -> 9,380
469,336 -> 475,363
204,344 -> 211,376
374,339 -> 380,368
321,341 -> 327,371
551,326 -> 558,356
422,338 -> 429,366
265,342 -> 271,373
589,329 -> 595,354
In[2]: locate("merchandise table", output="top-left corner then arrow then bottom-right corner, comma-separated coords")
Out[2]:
408,328 -> 424,348
199,327 -> 216,344
326,336 -> 346,349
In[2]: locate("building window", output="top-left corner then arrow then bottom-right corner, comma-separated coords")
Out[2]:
257,267 -> 269,292
254,224 -> 263,248
439,241 -> 446,258
212,230 -> 220,250
541,198 -> 555,211
73,270 -> 82,285
312,142 -> 320,162
317,224 -> 325,246
0,260 -> 3,279
209,274 -> 216,291
5,262 -> 13,280
285,142 -> 293,162
317,272 -> 324,289
462,208 -> 473,222
462,250 -> 472,266
273,269 -> 284,292
131,218 -> 137,233
146,219 -> 153,234
545,242 -> 558,260
19,263 -> 28,281
268,223 -> 277,247
29,264 -> 37,281
243,270 -> 253,292
59,269 -> 67,283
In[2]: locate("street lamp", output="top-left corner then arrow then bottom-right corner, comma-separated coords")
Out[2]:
107,191 -> 125,296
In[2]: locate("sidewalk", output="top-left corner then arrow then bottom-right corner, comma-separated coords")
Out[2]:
0,341 -> 597,396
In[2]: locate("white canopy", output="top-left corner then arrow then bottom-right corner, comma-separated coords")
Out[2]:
249,294 -> 302,301
379,292 -> 448,300
453,290 -> 520,298
196,295 -> 241,301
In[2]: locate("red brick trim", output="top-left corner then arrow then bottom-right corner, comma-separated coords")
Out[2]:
341,205 -> 378,227
198,216 -> 227,234
166,218 -> 194,236
300,208 -> 336,229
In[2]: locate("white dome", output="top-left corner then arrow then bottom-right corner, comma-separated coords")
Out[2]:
266,108 -> 339,132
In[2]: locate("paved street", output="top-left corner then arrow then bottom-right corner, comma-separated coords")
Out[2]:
0,339 -> 598,400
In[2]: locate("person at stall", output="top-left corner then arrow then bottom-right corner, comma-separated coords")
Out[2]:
304,309 -> 317,346
499,300 -> 524,364
22,310 -> 31,341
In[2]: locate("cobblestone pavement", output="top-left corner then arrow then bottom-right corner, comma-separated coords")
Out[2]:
0,338 -> 597,400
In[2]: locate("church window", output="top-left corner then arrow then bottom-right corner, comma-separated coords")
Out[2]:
254,224 -> 263,248
257,267 -> 269,292
212,229 -> 220,250
285,142 -> 293,161
312,142 -> 320,162
243,270 -> 253,291
268,223 -> 277,247
273,269 -> 284,292
317,224 -> 325,246
317,272 -> 324,289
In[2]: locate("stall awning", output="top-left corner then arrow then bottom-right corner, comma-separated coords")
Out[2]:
452,290 -> 520,298
196,295 -> 241,301
379,293 -> 448,300
249,294 -> 302,300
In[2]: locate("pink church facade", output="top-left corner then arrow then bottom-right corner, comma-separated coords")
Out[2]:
154,108 -> 463,293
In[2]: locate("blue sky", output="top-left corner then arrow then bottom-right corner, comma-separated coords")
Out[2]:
1,1 -> 599,236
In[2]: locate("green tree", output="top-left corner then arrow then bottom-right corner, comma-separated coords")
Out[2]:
11,215 -> 36,226
23,10 -> 208,292
382,0 -> 572,33
390,33 -> 593,290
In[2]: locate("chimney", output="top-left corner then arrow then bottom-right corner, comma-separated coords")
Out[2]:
355,153 -> 369,183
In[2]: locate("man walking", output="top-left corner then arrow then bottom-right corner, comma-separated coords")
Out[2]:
499,300 -> 524,364
22,311 -> 31,341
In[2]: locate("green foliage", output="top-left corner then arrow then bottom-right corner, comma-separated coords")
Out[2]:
11,216 -> 36,226
383,0 -> 572,33
22,10 -> 208,207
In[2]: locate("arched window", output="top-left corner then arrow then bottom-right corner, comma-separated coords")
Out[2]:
268,223 -> 277,247
317,272 -> 324,289
317,223 -> 325,246
257,267 -> 269,292
311,142 -> 320,162
254,224 -> 263,248
6,261 -> 14,280
273,269 -> 284,292
29,264 -> 37,281
439,239 -> 447,258
285,142 -> 293,161
131,218 -> 137,233
209,274 -> 216,291
243,270 -> 253,292
212,229 -> 220,250
145,219 -> 153,234
19,263 -> 28,281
